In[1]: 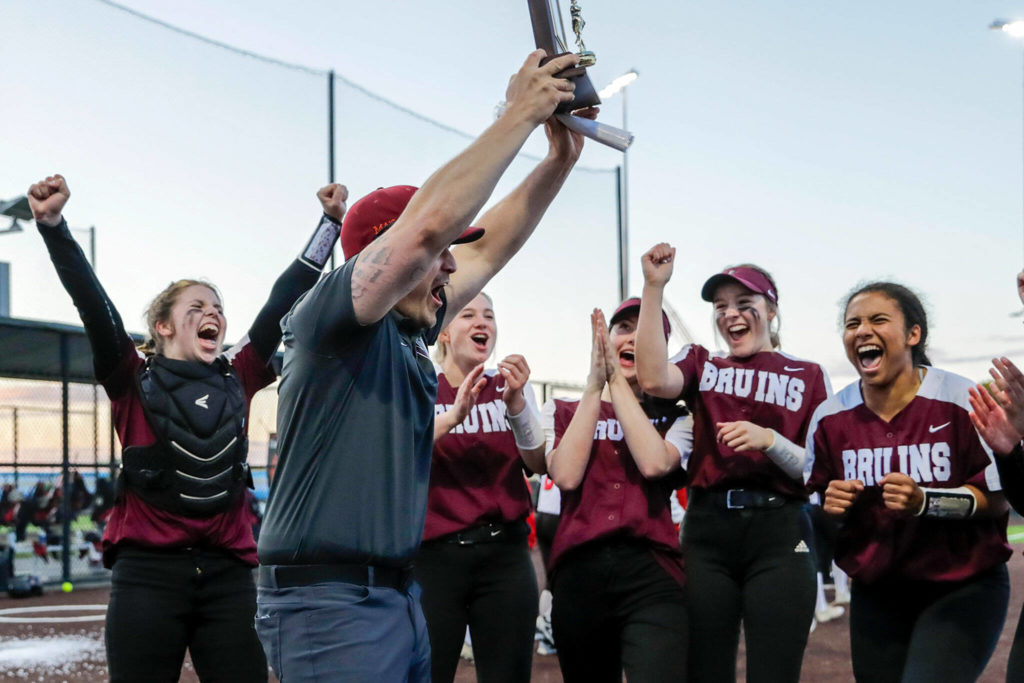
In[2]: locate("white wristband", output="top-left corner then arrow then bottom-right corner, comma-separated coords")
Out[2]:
508,405 -> 545,451
915,487 -> 977,519
763,429 -> 807,480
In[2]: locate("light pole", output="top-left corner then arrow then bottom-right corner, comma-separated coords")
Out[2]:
991,20 -> 1024,263
599,70 -> 639,301
0,194 -> 102,476
0,195 -> 30,234
0,196 -> 31,317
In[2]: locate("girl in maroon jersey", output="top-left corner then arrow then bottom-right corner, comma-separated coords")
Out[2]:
544,301 -> 690,682
807,282 -> 1011,682
636,243 -> 830,682
28,174 -> 345,682
414,292 -> 547,683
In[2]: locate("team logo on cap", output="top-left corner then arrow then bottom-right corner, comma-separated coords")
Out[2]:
372,218 -> 398,236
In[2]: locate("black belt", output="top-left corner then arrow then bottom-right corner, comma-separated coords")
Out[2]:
435,520 -> 528,546
258,563 -> 413,591
691,488 -> 788,510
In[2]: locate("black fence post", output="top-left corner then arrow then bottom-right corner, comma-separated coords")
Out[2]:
59,333 -> 72,584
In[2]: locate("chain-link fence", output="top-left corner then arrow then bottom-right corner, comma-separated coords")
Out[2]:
0,373 -> 587,584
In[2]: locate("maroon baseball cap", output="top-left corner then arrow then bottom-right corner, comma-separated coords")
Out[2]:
700,266 -> 778,304
340,185 -> 485,260
609,297 -> 671,339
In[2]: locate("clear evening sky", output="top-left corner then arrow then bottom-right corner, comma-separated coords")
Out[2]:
3,0 -> 1024,393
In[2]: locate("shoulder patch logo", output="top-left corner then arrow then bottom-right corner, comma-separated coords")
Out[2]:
794,540 -> 810,553
783,366 -> 805,372
194,394 -> 209,410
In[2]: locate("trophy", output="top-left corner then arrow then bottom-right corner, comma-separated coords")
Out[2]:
527,0 -> 634,151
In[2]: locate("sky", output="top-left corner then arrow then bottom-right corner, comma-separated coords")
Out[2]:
3,0 -> 1024,392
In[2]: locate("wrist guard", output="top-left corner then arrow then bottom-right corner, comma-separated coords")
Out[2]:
915,487 -> 977,519
299,214 -> 342,270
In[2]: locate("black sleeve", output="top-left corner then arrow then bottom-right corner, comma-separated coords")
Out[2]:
995,443 -> 1024,515
246,214 -> 342,362
36,218 -> 130,381
247,258 -> 321,362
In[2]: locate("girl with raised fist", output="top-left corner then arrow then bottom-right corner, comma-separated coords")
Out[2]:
636,243 -> 831,682
28,174 -> 345,682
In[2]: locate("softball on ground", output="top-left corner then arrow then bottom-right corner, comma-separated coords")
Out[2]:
61,582 -> 73,593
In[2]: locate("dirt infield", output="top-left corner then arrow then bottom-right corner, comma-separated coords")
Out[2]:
1,554 -> 1021,682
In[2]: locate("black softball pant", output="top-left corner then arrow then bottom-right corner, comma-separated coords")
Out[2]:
1007,606 -> 1024,682
106,547 -> 267,682
683,497 -> 816,683
415,534 -> 538,683
850,564 -> 1008,683
550,539 -> 688,683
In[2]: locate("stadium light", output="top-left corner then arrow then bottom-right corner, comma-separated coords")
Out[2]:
992,19 -> 1024,38
599,70 -> 639,301
598,70 -> 639,100
0,196 -> 31,234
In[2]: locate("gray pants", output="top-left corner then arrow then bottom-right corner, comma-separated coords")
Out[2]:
256,580 -> 431,682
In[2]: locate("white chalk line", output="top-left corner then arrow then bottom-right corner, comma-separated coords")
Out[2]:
0,604 -> 106,623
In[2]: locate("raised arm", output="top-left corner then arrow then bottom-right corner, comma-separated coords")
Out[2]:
442,107 -> 596,325
969,381 -> 1024,514
636,243 -> 684,398
350,51 -> 580,326
28,175 -> 131,382
545,310 -> 607,490
246,184 -> 346,362
597,309 -> 682,478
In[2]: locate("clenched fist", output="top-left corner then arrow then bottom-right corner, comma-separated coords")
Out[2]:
824,479 -> 864,517
642,243 -> 676,288
27,174 -> 70,227
317,183 -> 348,223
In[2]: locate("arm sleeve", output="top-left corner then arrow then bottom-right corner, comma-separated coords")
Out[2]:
764,430 -> 807,479
247,259 -> 322,362
664,414 -> 694,470
246,216 -> 341,362
804,405 -> 832,491
36,218 -> 132,382
542,399 -> 558,454
994,444 -> 1024,515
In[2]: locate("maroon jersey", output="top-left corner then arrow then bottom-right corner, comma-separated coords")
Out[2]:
423,370 -> 536,541
805,367 -> 1011,583
671,345 -> 831,498
543,398 -> 691,583
101,336 -> 274,566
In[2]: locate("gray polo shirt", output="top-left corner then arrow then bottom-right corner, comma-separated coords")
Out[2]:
258,255 -> 446,567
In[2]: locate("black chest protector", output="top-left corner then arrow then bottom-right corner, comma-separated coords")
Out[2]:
121,355 -> 252,517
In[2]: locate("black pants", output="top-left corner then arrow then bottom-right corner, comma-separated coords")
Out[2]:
106,547 -> 267,683
551,539 -> 688,683
683,495 -> 816,683
850,564 -> 1009,683
807,503 -> 840,577
415,532 -> 538,683
534,511 -> 560,570
1007,607 -> 1024,682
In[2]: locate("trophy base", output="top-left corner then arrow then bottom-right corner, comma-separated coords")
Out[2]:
577,51 -> 596,68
